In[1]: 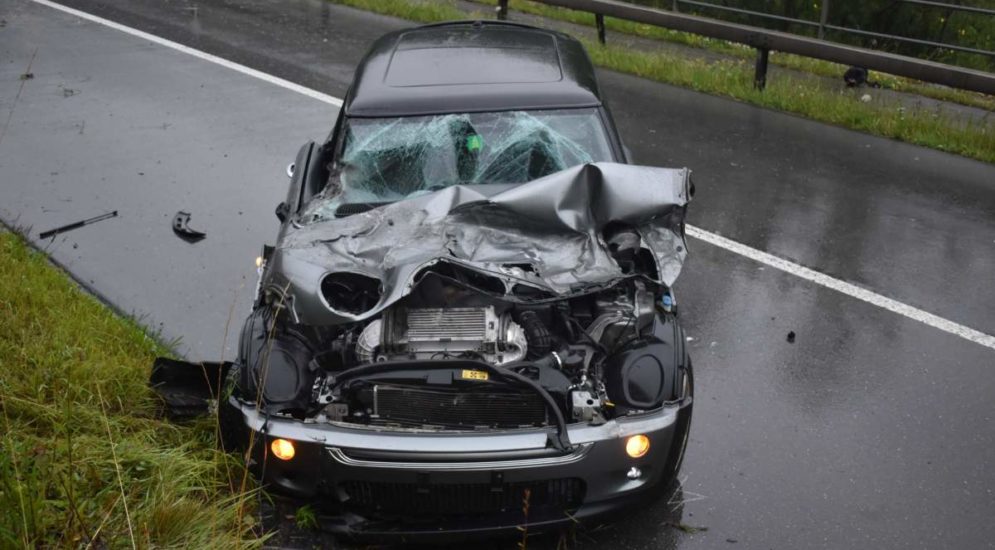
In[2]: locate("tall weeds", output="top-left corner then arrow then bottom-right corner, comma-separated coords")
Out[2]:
0,231 -> 261,548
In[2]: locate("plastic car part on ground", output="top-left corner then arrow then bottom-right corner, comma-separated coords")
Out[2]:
172,211 -> 206,242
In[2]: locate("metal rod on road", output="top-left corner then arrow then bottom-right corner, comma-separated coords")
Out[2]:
38,211 -> 118,240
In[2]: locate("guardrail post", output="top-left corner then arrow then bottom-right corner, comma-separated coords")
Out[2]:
672,0 -> 679,12
496,0 -> 508,21
754,47 -> 770,90
596,13 -> 606,44
818,0 -> 830,40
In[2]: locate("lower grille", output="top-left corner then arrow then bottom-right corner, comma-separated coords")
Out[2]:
359,383 -> 547,428
341,478 -> 585,517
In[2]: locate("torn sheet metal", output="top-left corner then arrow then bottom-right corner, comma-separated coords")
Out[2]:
269,162 -> 691,325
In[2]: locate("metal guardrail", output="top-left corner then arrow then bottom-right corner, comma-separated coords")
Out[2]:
495,0 -> 995,95
673,0 -> 995,59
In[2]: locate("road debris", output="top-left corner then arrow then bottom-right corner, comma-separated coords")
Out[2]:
666,521 -> 709,534
38,210 -> 118,240
172,211 -> 206,243
1,48 -> 38,148
787,330 -> 796,343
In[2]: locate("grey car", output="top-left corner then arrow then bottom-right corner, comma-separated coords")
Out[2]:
156,19 -> 694,542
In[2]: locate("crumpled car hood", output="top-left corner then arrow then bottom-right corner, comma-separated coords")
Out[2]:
265,162 -> 691,325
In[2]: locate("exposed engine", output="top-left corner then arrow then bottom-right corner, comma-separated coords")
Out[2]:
356,306 -> 528,365
238,265 -> 687,435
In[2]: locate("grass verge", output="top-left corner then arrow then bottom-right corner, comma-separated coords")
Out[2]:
0,231 -> 260,548
329,0 -> 994,164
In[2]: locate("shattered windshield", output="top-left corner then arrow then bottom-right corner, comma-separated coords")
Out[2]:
302,109 -> 614,221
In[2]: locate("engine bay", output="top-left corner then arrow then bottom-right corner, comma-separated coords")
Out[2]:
230,163 -> 693,438
237,267 -> 687,434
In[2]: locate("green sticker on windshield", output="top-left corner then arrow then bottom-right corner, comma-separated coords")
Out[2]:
466,134 -> 483,151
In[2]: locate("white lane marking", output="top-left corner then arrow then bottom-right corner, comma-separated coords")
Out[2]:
29,0 -> 995,353
686,226 -> 995,351
28,0 -> 343,107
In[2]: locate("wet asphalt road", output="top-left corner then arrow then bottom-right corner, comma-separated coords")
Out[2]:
1,1 -> 994,548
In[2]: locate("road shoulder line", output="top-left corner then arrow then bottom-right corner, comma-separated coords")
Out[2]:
29,0 -> 343,107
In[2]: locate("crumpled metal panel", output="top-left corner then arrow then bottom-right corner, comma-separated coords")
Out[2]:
266,162 -> 691,325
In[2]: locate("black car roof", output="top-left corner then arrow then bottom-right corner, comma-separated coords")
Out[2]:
343,21 -> 604,117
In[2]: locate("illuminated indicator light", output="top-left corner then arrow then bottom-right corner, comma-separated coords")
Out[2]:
271,438 -> 295,461
625,434 -> 650,458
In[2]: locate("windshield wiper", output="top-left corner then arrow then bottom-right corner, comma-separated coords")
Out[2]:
334,202 -> 392,217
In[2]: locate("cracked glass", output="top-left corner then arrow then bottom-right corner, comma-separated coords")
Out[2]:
303,108 -> 614,221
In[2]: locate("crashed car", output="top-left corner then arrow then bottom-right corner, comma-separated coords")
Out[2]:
153,20 -> 693,540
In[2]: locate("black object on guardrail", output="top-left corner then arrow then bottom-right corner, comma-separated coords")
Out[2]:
506,0 -> 995,95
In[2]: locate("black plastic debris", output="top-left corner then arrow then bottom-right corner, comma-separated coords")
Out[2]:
38,210 -> 117,239
787,331 -> 796,343
150,358 -> 231,419
172,211 -> 206,243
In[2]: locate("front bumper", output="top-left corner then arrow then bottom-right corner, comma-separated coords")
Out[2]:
234,398 -> 689,541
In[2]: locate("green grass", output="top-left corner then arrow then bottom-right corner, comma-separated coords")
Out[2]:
468,0 -> 995,113
0,231 -> 261,549
332,0 -> 468,21
329,0 -> 995,164
586,40 -> 995,162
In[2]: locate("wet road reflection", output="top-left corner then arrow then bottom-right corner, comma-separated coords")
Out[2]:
1,0 -> 994,548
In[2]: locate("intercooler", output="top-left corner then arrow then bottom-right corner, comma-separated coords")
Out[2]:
357,306 -> 528,364
341,478 -> 585,517
357,383 -> 547,428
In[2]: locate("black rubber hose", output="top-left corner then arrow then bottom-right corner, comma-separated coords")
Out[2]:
518,310 -> 554,359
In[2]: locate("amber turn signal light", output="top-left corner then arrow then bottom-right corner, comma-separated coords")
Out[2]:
271,438 -> 296,461
625,434 -> 650,458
